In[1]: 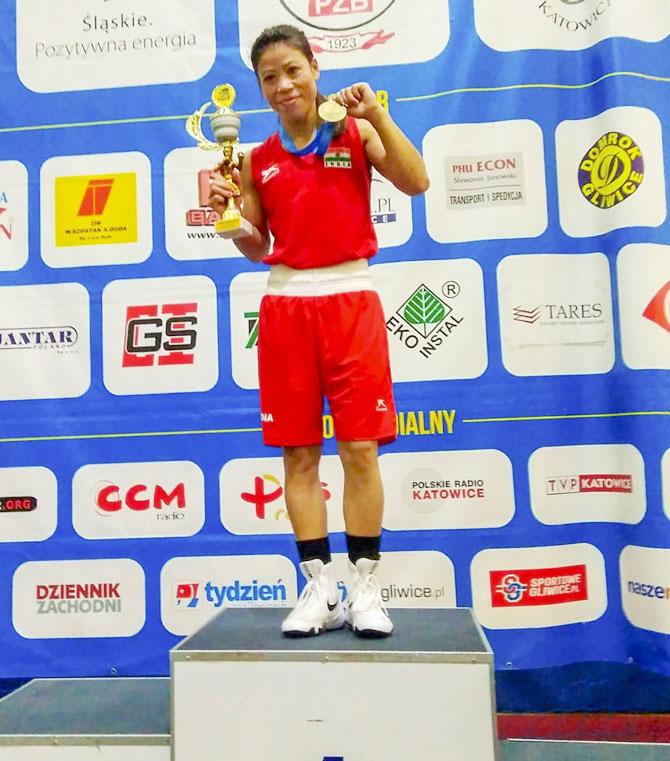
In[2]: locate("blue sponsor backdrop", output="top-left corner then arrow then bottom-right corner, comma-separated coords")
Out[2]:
1,1 -> 669,709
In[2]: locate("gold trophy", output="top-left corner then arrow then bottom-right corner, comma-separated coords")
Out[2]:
185,84 -> 252,238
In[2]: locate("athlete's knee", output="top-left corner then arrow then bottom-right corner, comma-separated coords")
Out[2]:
338,440 -> 379,473
283,445 -> 322,480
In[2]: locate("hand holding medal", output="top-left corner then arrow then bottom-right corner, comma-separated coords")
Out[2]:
322,82 -> 381,123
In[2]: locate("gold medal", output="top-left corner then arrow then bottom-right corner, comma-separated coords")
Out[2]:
212,84 -> 236,109
318,97 -> 347,123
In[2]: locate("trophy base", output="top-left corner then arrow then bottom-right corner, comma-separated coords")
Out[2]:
215,215 -> 253,239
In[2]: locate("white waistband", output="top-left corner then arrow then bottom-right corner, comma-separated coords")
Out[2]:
266,259 -> 375,296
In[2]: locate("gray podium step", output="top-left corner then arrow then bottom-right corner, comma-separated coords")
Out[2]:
0,677 -> 170,760
173,606 -> 491,660
171,607 -> 499,761
501,739 -> 670,761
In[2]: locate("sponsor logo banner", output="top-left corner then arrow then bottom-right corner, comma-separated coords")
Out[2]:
497,252 -> 614,376
72,461 -> 205,539
620,545 -> 670,635
471,544 -> 607,628
491,565 -> 588,607
13,559 -> 146,639
370,169 -> 412,249
0,467 -> 57,543
332,550 -> 456,608
0,283 -> 90,400
220,456 -> 345,534
239,0 -> 450,70
424,120 -> 547,244
0,161 -> 29,272
40,152 -> 152,268
556,107 -> 666,237
617,243 -> 670,370
164,146 -> 254,261
17,0 -> 216,92
229,271 -> 267,390
54,173 -> 137,247
373,259 -> 487,382
474,0 -> 670,51
379,450 -> 514,530
160,555 -> 297,635
102,275 -> 218,395
529,444 -> 646,524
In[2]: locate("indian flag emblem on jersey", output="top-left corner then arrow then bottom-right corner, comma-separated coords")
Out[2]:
324,147 -> 352,169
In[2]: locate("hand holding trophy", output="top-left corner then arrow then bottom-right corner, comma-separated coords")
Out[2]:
185,84 -> 252,239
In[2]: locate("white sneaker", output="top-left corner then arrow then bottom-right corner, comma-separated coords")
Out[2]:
281,559 -> 345,638
345,558 -> 393,638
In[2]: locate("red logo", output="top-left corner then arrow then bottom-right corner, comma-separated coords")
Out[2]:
643,281 -> 670,334
490,564 -> 588,607
185,169 -> 221,227
241,476 -> 331,519
78,179 -> 114,216
123,303 -> 198,367
175,582 -> 200,608
241,474 -> 283,519
95,482 -> 186,512
0,496 -> 37,512
308,0 -> 373,15
0,207 -> 12,240
546,474 -> 633,495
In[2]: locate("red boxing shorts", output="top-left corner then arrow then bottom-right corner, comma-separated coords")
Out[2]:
257,260 -> 397,448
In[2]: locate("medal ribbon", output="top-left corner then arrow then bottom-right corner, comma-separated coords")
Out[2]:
279,121 -> 335,157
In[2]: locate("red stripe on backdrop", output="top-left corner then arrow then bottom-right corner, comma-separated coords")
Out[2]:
498,714 -> 670,743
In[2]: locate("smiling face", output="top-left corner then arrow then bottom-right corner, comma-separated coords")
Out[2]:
256,42 -> 320,128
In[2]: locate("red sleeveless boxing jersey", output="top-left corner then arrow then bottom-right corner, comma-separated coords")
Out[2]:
250,117 -> 378,269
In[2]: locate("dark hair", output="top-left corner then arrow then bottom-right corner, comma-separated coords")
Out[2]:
250,25 -> 313,73
250,25 -> 346,137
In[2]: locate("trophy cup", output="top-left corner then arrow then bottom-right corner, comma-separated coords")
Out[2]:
185,84 -> 252,239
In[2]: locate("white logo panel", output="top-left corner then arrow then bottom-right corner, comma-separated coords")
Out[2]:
40,151 -> 152,268
164,145 -> 256,261
471,544 -> 607,629
529,444 -> 646,525
332,550 -> 456,608
160,554 -> 297,636
220,455 -> 345,534
0,467 -> 57,543
372,259 -> 487,382
73,461 -> 205,539
13,559 -> 146,639
371,169 -> 412,249
620,545 -> 670,635
663,449 -> 670,522
617,243 -> 670,370
474,0 -> 670,51
0,160 -> 29,272
556,107 -> 666,238
17,0 -> 216,92
424,120 -> 547,243
380,450 -> 514,530
0,282 -> 90,400
102,275 -> 218,396
497,253 -> 614,376
229,271 -> 267,390
239,0 -> 450,70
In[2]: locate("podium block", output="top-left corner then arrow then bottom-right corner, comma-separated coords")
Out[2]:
171,607 -> 499,761
0,677 -> 170,761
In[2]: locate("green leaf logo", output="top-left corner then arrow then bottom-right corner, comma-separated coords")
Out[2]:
401,285 -> 448,338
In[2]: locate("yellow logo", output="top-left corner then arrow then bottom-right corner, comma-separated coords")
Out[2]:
55,172 -> 137,247
578,131 -> 644,210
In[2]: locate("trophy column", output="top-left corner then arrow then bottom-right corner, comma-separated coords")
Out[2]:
185,84 -> 253,239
